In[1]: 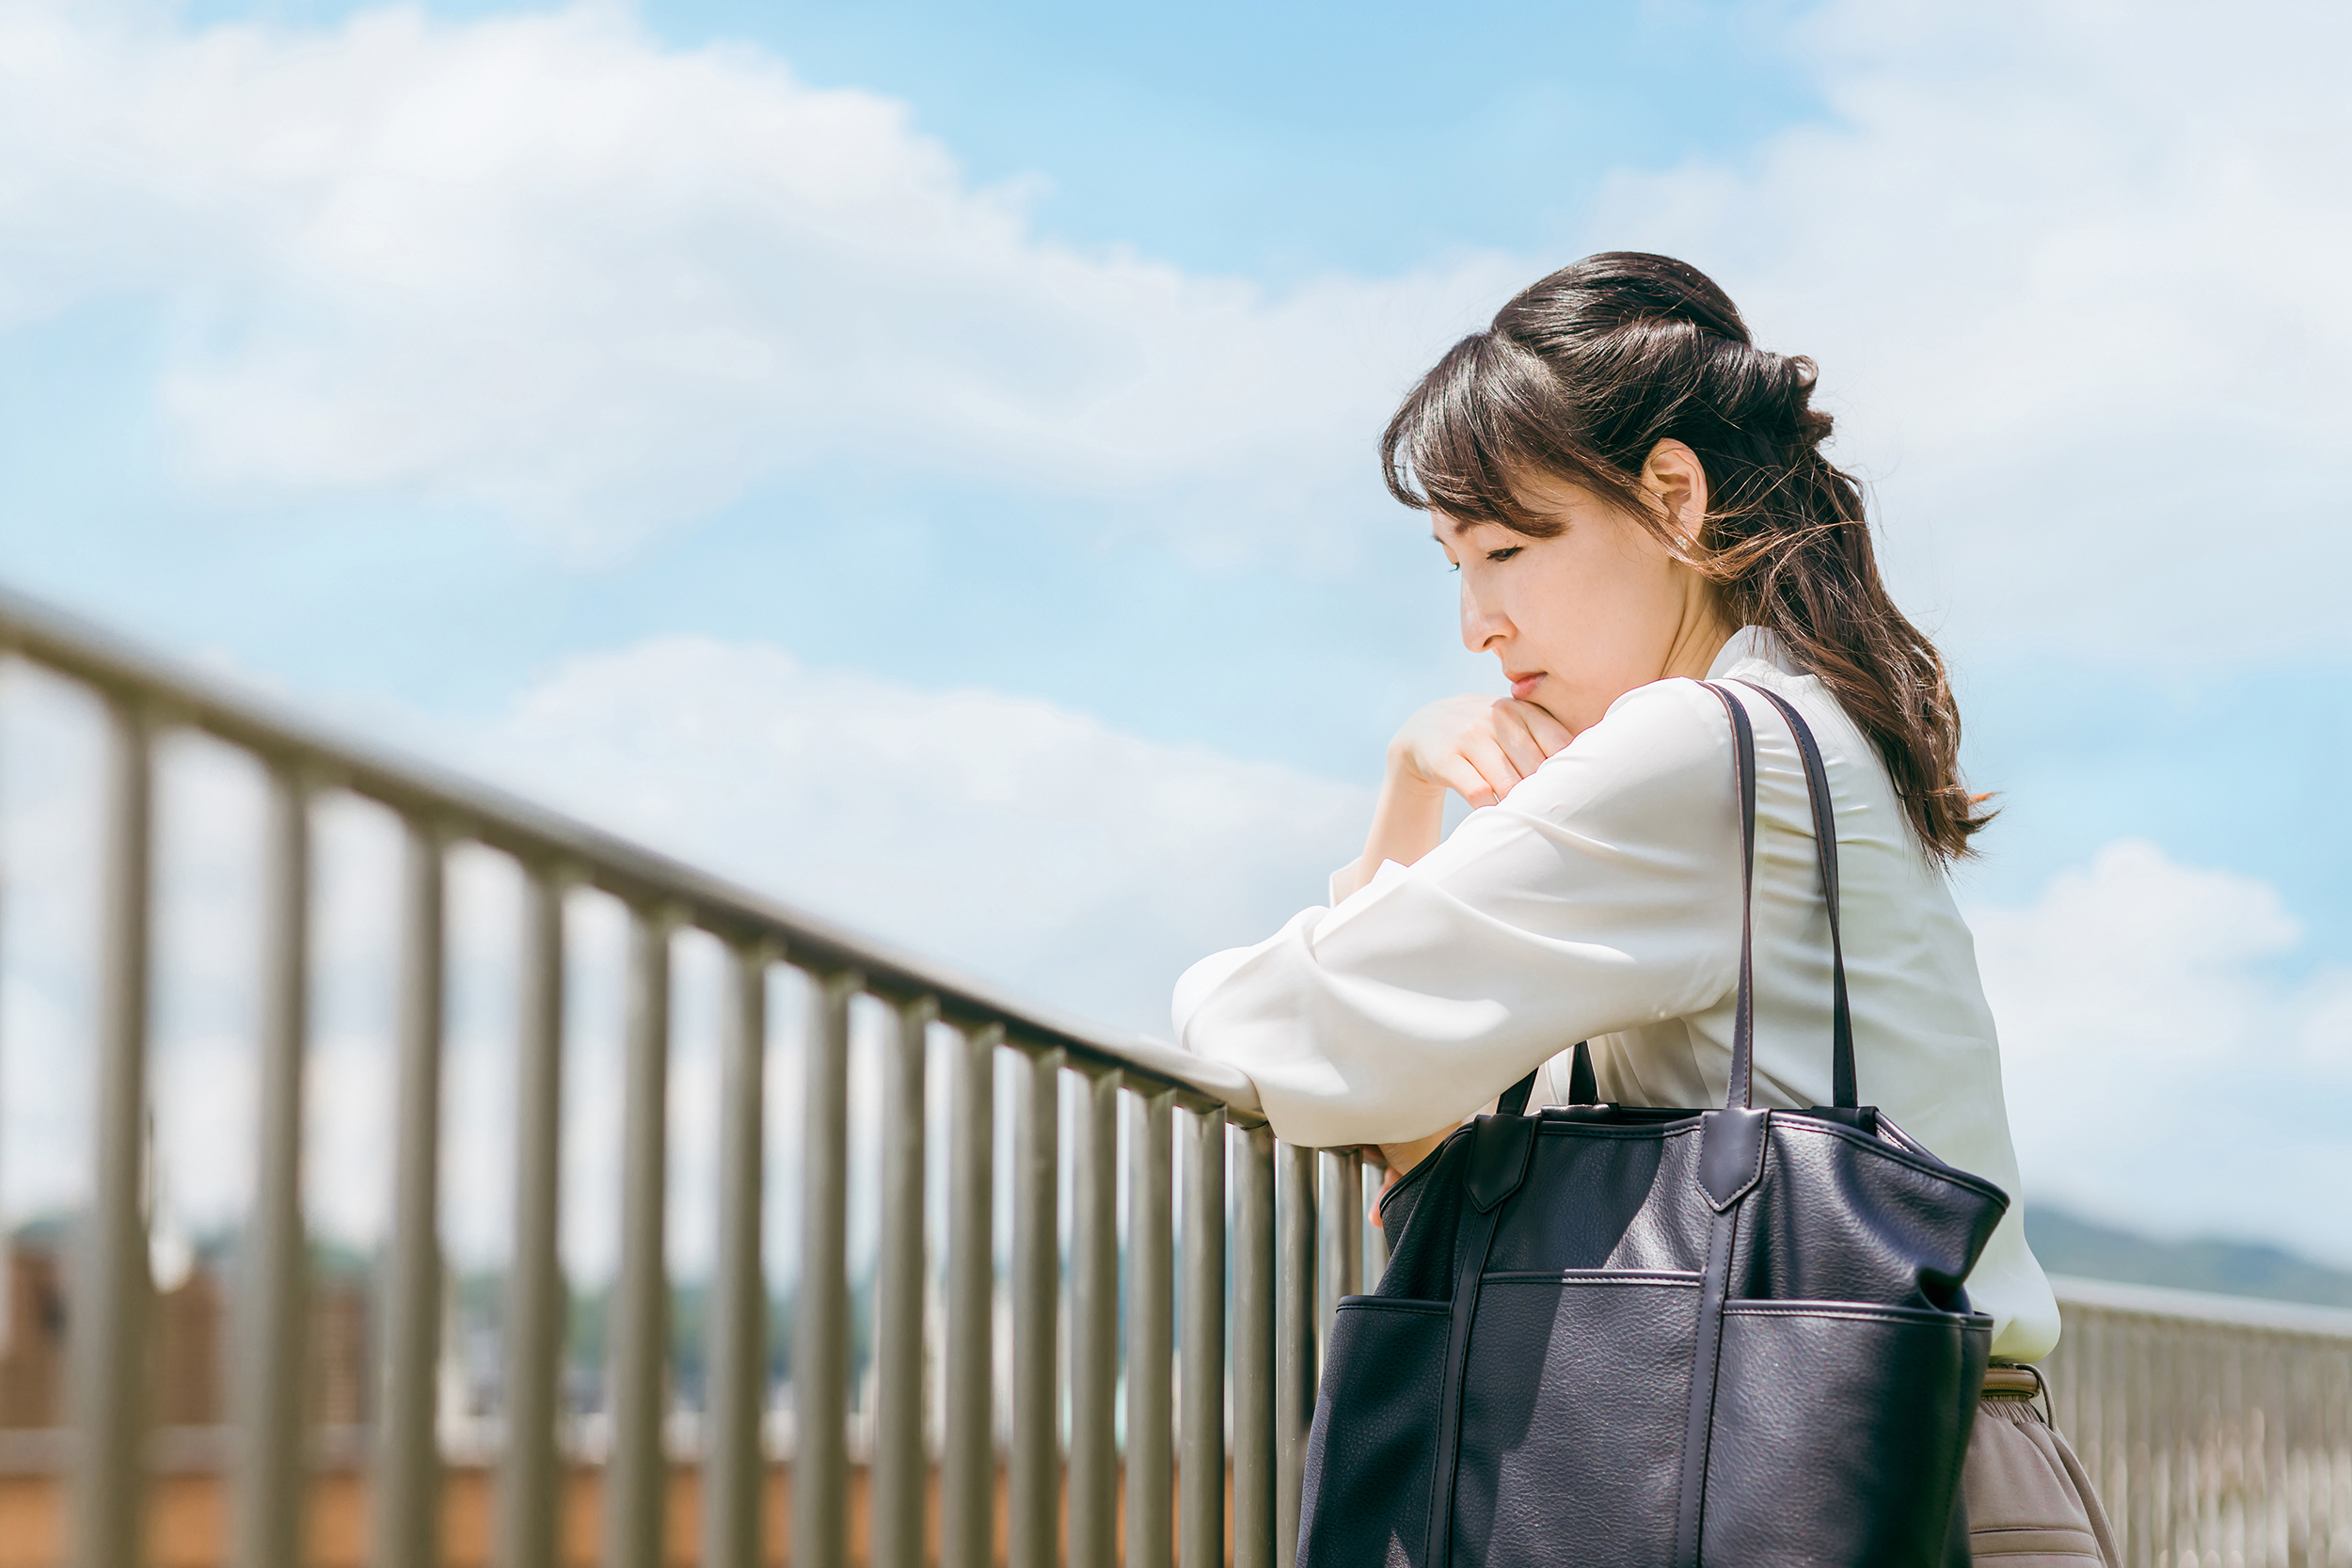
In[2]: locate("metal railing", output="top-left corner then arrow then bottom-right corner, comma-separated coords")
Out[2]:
4,581 -> 2350,1568
2045,1276 -> 2352,1567
0,584 -> 1390,1568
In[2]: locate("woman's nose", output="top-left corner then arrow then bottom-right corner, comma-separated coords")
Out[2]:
1460,585 -> 1511,652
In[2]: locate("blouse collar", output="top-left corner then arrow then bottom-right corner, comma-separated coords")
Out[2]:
1707,626 -> 1802,680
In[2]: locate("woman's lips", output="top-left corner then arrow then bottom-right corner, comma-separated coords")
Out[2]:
1508,672 -> 1544,701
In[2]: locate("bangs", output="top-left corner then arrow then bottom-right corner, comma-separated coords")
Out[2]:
1380,331 -> 1621,535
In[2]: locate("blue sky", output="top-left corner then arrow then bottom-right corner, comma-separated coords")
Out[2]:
1,0 -> 2348,1259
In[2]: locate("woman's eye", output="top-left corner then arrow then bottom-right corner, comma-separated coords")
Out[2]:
1486,546 -> 1523,563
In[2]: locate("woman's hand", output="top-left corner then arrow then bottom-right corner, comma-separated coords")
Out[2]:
1377,1128 -> 1454,1182
1335,695 -> 1578,904
1390,694 -> 1576,809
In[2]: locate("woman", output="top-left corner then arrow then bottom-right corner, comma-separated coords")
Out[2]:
1173,253 -> 2118,1565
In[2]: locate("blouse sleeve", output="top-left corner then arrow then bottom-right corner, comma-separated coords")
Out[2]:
1172,678 -> 1746,1148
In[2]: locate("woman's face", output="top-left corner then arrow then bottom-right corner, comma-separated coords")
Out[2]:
1435,456 -> 1725,735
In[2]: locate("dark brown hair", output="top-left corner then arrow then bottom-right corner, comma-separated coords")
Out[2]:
1381,250 -> 1989,862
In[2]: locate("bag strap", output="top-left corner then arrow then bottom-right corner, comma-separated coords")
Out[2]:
1496,1038 -> 1597,1117
1496,677 -> 1856,1117
1702,683 -> 1762,1111
1730,680 -> 1857,1108
1703,680 -> 1860,1111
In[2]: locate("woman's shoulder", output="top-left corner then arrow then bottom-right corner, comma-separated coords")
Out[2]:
1505,676 -> 1739,822
1576,674 -> 1740,771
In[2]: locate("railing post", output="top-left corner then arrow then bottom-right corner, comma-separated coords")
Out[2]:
943,1023 -> 1000,1568
1361,1160 -> 1389,1286
1232,1124 -> 1277,1568
607,906 -> 676,1568
1274,1142 -> 1316,1568
232,759 -> 312,1568
704,940 -> 772,1568
1070,1067 -> 1120,1568
498,864 -> 567,1568
1180,1107 -> 1227,1568
71,693 -> 153,1568
374,816 -> 448,1568
872,993 -> 936,1568
795,968 -> 860,1568
1009,1045 -> 1064,1568
1315,1153 -> 1359,1352
1125,1089 -> 1175,1568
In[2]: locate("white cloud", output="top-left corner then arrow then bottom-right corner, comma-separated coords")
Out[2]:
1972,840 -> 2352,1263
460,634 -> 1369,1033
5,0 -> 2346,655
0,0 -> 1513,556
1586,0 -> 2352,663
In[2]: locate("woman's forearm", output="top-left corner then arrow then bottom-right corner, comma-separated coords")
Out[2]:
1334,760 -> 1449,902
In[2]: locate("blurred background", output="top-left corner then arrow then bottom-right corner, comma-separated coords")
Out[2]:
0,0 -> 2347,1523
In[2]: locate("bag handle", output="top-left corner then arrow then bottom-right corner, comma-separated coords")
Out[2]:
1730,680 -> 1856,1108
1704,679 -> 1858,1111
1495,677 -> 1856,1117
1705,682 -> 1764,1110
1496,1039 -> 1597,1117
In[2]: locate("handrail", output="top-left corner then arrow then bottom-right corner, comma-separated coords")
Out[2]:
4,576 -> 1323,1568
0,581 -> 1260,1119
2041,1274 -> 2352,1566
2049,1272 -> 2352,1338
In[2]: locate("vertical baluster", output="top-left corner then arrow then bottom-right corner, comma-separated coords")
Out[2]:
499,865 -> 566,1568
1359,1160 -> 1388,1287
1125,1090 -> 1174,1568
1315,1153 -> 1354,1350
704,940 -> 772,1568
374,816 -> 447,1568
1069,1068 -> 1120,1568
1338,1153 -> 1361,1298
232,761 -> 311,1568
1273,1143 -> 1315,1568
1232,1124 -> 1276,1568
872,994 -> 935,1568
1009,1045 -> 1063,1568
943,1023 -> 1000,1568
71,695 -> 153,1568
1180,1107 -> 1227,1568
608,909 -> 675,1568
794,970 -> 860,1568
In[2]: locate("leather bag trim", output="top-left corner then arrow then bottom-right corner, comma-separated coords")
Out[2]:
1670,1202 -> 1742,1568
1481,1268 -> 1701,1287
1696,1105 -> 1771,1211
1423,1192 -> 1506,1568
1466,1112 -> 1535,1213
1331,1295 -> 1449,1316
1535,1118 -> 1703,1140
1721,1300 -> 1996,1327
1774,1117 -> 2012,1206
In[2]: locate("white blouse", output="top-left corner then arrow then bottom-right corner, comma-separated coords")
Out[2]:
1173,629 -> 2059,1361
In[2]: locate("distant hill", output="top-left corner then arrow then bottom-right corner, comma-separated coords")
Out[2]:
2026,1206 -> 2352,1310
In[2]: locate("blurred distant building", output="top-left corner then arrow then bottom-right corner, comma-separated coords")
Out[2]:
311,1272 -> 371,1428
153,1263 -> 228,1425
0,1224 -> 373,1430
0,1236 -> 68,1427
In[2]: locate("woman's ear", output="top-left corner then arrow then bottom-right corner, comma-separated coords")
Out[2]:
1640,439 -> 1709,546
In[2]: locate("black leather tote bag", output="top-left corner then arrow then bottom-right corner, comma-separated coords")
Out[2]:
1296,681 -> 2009,1568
